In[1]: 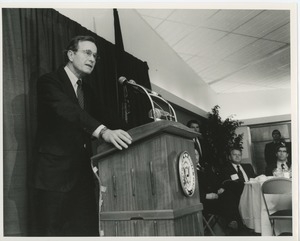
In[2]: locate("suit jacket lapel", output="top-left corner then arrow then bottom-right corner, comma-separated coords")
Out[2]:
57,66 -> 78,104
229,163 -> 237,175
242,164 -> 254,179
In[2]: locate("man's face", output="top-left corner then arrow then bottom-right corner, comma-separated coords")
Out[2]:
68,40 -> 97,78
272,131 -> 281,142
229,149 -> 242,165
189,123 -> 200,133
276,147 -> 288,162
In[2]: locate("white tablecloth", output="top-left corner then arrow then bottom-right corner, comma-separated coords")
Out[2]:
238,177 -> 292,236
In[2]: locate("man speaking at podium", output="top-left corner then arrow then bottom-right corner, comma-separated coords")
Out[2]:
34,36 -> 132,236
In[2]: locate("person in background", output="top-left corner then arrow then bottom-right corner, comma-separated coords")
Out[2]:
187,120 -> 209,168
264,130 -> 282,167
188,121 -> 225,233
264,130 -> 292,174
194,148 -> 224,216
33,35 -> 132,236
219,147 -> 256,234
265,144 -> 291,176
187,119 -> 218,206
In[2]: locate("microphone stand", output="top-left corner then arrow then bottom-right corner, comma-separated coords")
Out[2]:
122,86 -> 129,124
127,82 -> 158,121
119,76 -> 177,122
149,93 -> 177,122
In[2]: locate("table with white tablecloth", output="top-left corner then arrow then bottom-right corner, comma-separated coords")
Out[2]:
238,176 -> 292,236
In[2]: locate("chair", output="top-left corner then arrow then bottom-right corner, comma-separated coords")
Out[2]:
202,214 -> 219,236
261,177 -> 292,236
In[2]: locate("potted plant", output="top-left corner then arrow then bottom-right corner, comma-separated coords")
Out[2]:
203,105 -> 244,168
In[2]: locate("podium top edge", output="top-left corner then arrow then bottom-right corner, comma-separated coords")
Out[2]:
128,120 -> 200,138
91,120 -> 200,161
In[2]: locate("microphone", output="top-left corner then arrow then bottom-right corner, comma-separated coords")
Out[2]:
118,76 -> 177,122
118,76 -> 160,96
148,108 -> 171,120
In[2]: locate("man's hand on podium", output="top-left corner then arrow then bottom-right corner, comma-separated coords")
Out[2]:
101,128 -> 132,150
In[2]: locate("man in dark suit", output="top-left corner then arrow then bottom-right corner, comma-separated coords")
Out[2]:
264,129 -> 292,174
187,120 -> 210,168
187,120 -> 226,226
219,147 -> 256,233
34,36 -> 132,236
265,143 -> 291,176
264,129 -> 283,167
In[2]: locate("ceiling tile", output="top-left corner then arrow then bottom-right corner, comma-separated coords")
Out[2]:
197,33 -> 257,60
263,74 -> 290,88
137,9 -> 291,94
167,9 -> 218,27
263,23 -> 290,43
203,9 -> 263,32
136,9 -> 174,19
209,80 -> 242,93
199,60 -> 245,81
233,10 -> 290,38
178,52 -> 194,61
202,77 -> 215,84
216,48 -> 290,91
156,20 -> 197,46
221,84 -> 274,93
211,80 -> 275,93
140,15 -> 164,29
173,28 -> 227,55
187,56 -> 219,73
224,39 -> 286,65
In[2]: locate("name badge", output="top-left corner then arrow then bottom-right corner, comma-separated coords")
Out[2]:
231,174 -> 239,180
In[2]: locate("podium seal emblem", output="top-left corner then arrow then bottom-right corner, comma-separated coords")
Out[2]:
178,151 -> 196,197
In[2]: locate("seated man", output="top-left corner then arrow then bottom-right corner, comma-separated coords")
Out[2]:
264,130 -> 292,174
265,143 -> 291,176
219,147 -> 256,232
195,148 -> 224,216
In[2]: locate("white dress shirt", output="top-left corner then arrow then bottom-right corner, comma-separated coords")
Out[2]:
276,161 -> 289,171
64,66 -> 106,139
231,163 -> 249,182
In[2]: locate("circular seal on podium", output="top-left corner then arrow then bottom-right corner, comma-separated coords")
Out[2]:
178,151 -> 196,197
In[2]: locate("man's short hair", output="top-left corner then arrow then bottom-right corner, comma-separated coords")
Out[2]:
187,119 -> 199,128
276,143 -> 288,153
228,147 -> 242,155
64,35 -> 97,63
272,129 -> 281,135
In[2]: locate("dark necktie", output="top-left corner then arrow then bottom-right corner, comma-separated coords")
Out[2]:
77,79 -> 84,109
237,165 -> 245,182
281,163 -> 285,170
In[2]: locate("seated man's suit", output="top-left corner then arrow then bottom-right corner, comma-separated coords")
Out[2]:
219,162 -> 256,223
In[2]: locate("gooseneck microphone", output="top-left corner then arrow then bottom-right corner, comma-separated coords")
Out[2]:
118,76 -> 128,85
118,76 -> 177,122
118,76 -> 160,96
118,76 -> 156,121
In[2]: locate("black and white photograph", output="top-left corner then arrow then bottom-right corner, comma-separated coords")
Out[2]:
1,0 -> 298,239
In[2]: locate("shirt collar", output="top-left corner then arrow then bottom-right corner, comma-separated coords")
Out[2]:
277,160 -> 288,168
64,65 -> 79,87
231,163 -> 241,170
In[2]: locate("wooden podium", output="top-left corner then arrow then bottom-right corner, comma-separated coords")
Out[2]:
91,121 -> 204,236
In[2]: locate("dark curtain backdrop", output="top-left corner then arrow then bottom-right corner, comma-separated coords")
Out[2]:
3,8 -> 151,236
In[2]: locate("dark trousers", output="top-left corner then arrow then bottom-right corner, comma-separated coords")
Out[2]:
218,189 -> 243,225
36,173 -> 98,236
